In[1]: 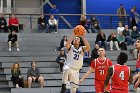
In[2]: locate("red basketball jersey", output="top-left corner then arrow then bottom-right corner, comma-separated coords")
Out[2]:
111,64 -> 130,91
90,58 -> 112,81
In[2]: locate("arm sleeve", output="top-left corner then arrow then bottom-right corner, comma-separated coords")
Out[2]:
54,19 -> 57,25
8,34 -> 11,41
16,18 -> 19,24
56,56 -> 60,63
27,68 -> 31,77
37,18 -> 40,24
19,70 -> 21,75
48,19 -> 53,25
36,68 -> 40,77
11,69 -> 14,76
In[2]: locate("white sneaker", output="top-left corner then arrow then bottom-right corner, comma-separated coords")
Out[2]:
9,48 -> 11,51
110,49 -> 113,50
117,48 -> 121,50
17,48 -> 20,51
16,84 -> 19,88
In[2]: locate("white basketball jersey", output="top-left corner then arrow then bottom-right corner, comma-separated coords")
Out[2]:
65,45 -> 84,70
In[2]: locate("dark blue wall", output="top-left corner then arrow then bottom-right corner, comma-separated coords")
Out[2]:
86,0 -> 140,14
43,0 -> 140,29
43,0 -> 81,28
86,0 -> 140,28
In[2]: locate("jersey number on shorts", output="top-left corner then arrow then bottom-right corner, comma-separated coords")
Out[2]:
99,70 -> 104,75
119,71 -> 124,80
73,54 -> 79,60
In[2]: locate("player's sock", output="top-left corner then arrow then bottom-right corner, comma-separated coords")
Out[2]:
60,84 -> 66,93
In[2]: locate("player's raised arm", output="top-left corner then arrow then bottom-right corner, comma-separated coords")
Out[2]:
104,66 -> 113,91
81,32 -> 90,52
65,33 -> 75,50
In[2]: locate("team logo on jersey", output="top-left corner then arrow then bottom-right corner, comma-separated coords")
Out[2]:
73,50 -> 81,54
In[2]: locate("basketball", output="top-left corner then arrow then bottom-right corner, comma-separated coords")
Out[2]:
73,25 -> 85,36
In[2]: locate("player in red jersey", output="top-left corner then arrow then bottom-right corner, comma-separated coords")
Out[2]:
133,38 -> 140,92
104,52 -> 133,93
79,48 -> 112,93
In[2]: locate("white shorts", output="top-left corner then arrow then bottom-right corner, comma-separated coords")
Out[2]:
62,65 -> 79,88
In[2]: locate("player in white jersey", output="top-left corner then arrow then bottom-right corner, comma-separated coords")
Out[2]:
60,32 -> 90,93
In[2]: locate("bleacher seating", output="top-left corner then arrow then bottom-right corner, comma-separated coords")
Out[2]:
0,29 -> 136,93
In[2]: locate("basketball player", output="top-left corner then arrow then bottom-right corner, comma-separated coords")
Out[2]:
104,52 -> 133,93
133,37 -> 140,92
79,48 -> 112,93
60,32 -> 90,93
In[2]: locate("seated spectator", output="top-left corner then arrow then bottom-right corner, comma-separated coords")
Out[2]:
8,30 -> 20,51
123,25 -> 134,45
11,63 -> 24,88
90,16 -> 101,33
48,15 -> 57,33
83,51 -> 91,66
136,50 -> 140,72
95,30 -> 106,49
80,15 -> 90,33
0,13 -> 8,32
131,26 -> 140,42
59,35 -> 67,50
116,32 -> 127,50
91,44 -> 99,60
27,61 -> 44,88
8,14 -> 19,33
37,14 -> 47,33
56,48 -> 66,73
117,22 -> 124,34
107,32 -> 120,50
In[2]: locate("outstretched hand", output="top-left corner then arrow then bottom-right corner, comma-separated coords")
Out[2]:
79,79 -> 83,84
81,31 -> 86,38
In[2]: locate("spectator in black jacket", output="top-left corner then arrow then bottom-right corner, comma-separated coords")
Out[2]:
0,13 -> 8,32
95,30 -> 106,49
37,14 -> 47,33
56,48 -> 66,73
123,25 -> 134,45
8,30 -> 20,51
91,44 -> 99,60
59,35 -> 67,50
90,16 -> 101,33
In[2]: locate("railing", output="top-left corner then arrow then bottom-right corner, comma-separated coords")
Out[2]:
4,14 -> 130,30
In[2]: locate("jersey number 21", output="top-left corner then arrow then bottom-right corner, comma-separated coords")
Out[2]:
73,54 -> 79,60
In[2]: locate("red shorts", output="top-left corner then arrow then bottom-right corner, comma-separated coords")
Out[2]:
95,80 -> 110,93
110,89 -> 128,93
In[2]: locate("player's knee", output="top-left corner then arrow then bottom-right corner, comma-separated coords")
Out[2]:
28,77 -> 32,82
